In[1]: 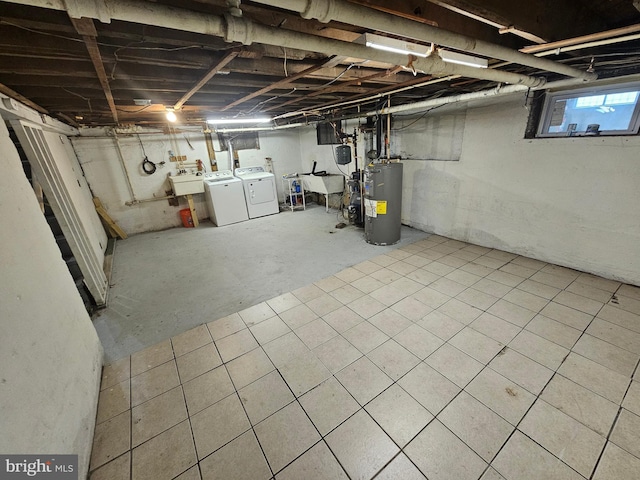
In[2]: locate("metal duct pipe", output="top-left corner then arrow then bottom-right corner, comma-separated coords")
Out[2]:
251,0 -> 596,81
226,16 -> 545,87
4,0 -> 225,35
4,0 -> 545,87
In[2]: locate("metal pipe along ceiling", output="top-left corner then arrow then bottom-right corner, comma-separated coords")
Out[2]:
218,77 -> 593,133
251,0 -> 597,81
228,17 -> 546,87
2,0 -> 547,88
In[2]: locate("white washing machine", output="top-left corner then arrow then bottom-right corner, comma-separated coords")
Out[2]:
203,170 -> 249,226
234,166 -> 279,219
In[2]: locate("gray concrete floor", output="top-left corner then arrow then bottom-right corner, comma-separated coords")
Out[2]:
94,204 -> 429,362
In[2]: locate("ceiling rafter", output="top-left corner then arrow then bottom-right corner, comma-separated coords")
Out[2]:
173,48 -> 240,110
310,75 -> 440,113
264,66 -> 404,112
424,0 -> 547,43
68,16 -> 118,123
1,0 -> 640,126
220,57 -> 342,112
0,81 -> 48,113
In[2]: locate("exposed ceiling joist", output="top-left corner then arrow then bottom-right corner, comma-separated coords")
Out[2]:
0,81 -> 48,113
173,48 -> 240,110
221,57 -> 340,112
0,0 -> 639,126
425,0 -> 547,43
265,66 -> 404,112
68,16 -> 118,123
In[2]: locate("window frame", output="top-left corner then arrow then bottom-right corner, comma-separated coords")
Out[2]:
536,81 -> 640,138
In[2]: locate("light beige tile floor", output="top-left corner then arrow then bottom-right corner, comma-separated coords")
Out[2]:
89,235 -> 640,480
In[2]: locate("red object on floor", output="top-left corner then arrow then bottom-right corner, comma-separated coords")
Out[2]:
179,208 -> 194,228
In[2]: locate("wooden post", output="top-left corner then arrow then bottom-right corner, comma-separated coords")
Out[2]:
93,197 -> 127,239
186,194 -> 199,227
204,129 -> 217,171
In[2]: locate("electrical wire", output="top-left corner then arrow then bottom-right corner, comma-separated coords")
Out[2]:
283,48 -> 288,77
245,88 -> 297,114
142,156 -> 157,174
137,134 -> 157,175
392,104 -> 447,131
0,20 -> 214,52
318,61 -> 369,88
62,87 -> 92,113
137,134 -> 147,156
115,104 -> 152,113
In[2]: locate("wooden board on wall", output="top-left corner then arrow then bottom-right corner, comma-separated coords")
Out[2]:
204,130 -> 217,171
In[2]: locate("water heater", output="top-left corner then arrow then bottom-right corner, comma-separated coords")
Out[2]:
364,162 -> 403,245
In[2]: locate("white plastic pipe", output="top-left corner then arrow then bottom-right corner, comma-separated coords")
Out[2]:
214,122 -> 308,133
205,77 -> 600,134
365,78 -> 587,116
252,0 -> 596,81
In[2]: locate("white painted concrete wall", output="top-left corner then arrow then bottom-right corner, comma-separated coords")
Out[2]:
232,129 -> 303,201
394,111 -> 466,161
73,128 -> 303,234
0,120 -> 103,477
298,119 -> 362,177
399,95 -> 640,285
72,100 -> 640,284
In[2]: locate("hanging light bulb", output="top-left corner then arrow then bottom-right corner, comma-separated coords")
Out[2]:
165,108 -> 177,122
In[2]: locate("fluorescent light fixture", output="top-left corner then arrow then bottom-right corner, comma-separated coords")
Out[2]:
207,117 -> 271,125
438,50 -> 488,68
360,33 -> 430,58
165,108 -> 177,122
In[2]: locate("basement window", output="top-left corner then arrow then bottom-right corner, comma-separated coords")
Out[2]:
537,82 -> 640,137
217,132 -> 260,151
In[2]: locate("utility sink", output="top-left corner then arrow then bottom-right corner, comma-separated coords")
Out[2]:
301,174 -> 344,212
301,174 -> 344,195
169,174 -> 204,196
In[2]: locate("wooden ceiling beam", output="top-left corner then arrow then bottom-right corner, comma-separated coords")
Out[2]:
0,16 -> 78,35
0,82 -> 49,114
69,17 -> 119,123
310,74 -> 437,112
423,0 -> 546,43
173,49 -> 240,110
220,57 -> 341,112
0,57 -> 98,76
0,49 -> 89,63
423,0 -> 609,43
264,66 -> 403,112
349,0 -> 523,47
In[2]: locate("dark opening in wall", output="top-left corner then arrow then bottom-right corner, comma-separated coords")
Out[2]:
317,121 -> 342,145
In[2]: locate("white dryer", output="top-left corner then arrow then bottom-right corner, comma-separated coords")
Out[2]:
203,170 -> 249,226
234,166 -> 279,219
